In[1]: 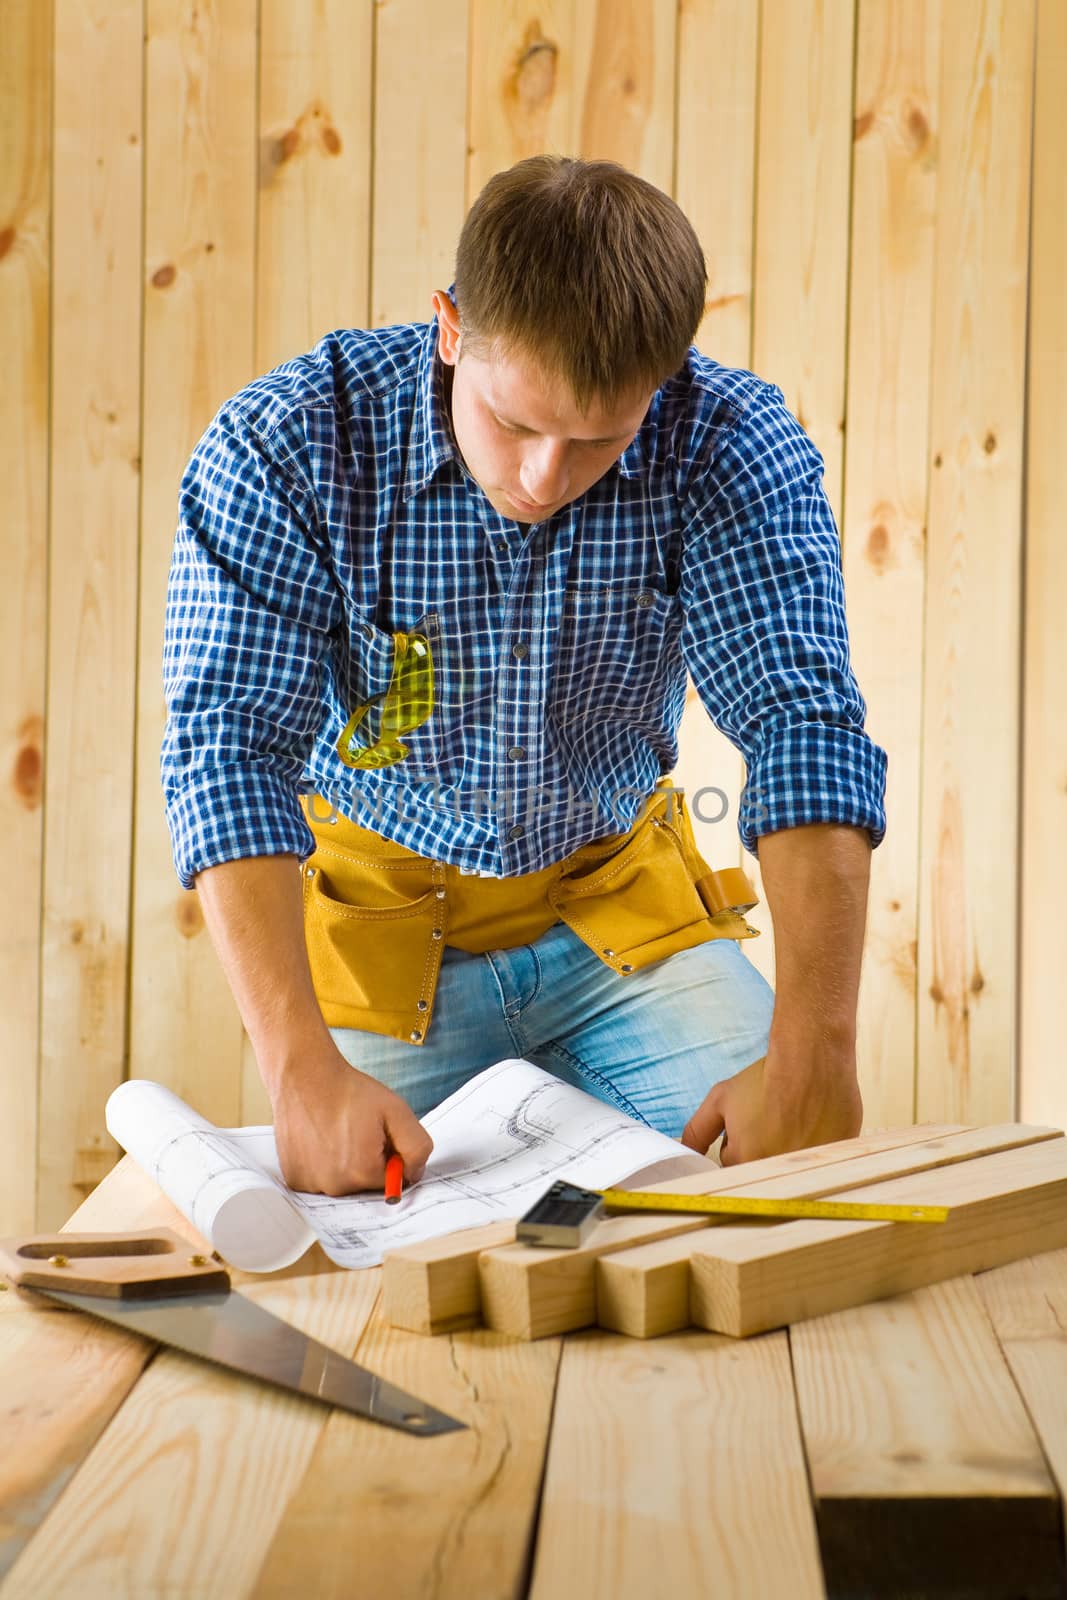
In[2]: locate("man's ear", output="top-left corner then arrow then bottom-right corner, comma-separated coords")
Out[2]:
432,289 -> 461,366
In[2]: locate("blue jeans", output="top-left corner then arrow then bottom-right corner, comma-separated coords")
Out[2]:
327,920 -> 775,1140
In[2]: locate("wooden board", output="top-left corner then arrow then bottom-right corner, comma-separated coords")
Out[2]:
1018,0 -> 1067,1133
842,0 -> 941,1131
690,1135 -> 1067,1337
253,1311 -> 560,1598
0,0 -> 49,1238
527,1328 -> 826,1600
127,0 -> 256,1142
595,1122 -> 1059,1338
478,1124 -> 1050,1340
37,0 -> 142,1229
793,1275 -> 1064,1598
381,1122 -> 968,1335
0,1158 -> 376,1600
915,0 -> 1035,1125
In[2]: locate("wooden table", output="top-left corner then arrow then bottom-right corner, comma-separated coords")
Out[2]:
3,1153 -> 1067,1599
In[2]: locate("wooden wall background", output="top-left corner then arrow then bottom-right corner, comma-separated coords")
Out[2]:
2,0 -> 1064,1231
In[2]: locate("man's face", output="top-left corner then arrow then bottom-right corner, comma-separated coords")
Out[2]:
431,290 -> 656,524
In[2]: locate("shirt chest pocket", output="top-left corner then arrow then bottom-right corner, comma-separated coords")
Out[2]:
549,584 -> 684,730
337,609 -> 461,786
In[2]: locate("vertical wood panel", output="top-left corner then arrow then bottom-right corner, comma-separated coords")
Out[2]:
257,0 -> 374,372
372,0 -> 468,327
916,0 -> 1034,1124
739,0 -> 857,991
843,0 -> 941,1128
0,0 -> 50,1233
129,0 -> 258,1139
1018,0 -> 1067,1128
38,0 -> 144,1227
670,0 -> 759,928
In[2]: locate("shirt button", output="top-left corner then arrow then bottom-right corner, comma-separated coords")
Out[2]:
507,824 -> 525,841
512,641 -> 529,659
495,539 -> 507,553
507,745 -> 526,761
636,590 -> 656,608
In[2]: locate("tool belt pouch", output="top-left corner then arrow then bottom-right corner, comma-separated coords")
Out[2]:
549,784 -> 759,976
301,836 -> 446,1041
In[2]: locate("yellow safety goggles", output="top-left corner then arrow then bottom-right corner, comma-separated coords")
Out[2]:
336,630 -> 435,770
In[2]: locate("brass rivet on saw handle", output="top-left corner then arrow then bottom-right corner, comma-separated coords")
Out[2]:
188,1255 -> 208,1267
48,1254 -> 69,1267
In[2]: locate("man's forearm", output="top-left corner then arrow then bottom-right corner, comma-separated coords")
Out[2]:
755,822 -> 872,1053
194,853 -> 336,1092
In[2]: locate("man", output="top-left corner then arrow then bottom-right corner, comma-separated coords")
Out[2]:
162,155 -> 885,1197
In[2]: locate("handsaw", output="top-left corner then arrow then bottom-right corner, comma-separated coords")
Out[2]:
0,1229 -> 465,1438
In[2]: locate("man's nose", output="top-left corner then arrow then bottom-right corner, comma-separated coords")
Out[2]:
520,439 -> 569,503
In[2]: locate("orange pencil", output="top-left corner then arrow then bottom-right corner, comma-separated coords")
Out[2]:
384,1152 -> 404,1205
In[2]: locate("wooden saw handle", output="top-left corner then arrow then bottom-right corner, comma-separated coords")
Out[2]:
0,1229 -> 231,1298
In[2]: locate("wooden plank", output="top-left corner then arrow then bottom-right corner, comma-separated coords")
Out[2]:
793,1276 -> 1064,1599
383,1123 -> 968,1334
372,0 -> 466,326
127,0 -> 255,1134
841,0 -> 942,1131
0,0 -> 49,1238
0,1159 -> 379,1600
37,0 -> 142,1228
380,1220 -> 517,1335
741,0 -> 855,991
690,1135 -> 1067,1338
976,1245 -> 1067,1513
527,1328 -> 825,1600
481,1123 -> 1046,1340
669,1 -> 758,922
596,1122 -> 1060,1338
0,1158 -> 208,1581
915,0 -> 1035,1125
258,0 -> 373,365
253,1306 -> 561,1599
1019,0 -> 1067,1132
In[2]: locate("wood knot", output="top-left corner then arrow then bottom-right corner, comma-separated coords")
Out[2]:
866,523 -> 891,572
853,109 -> 875,141
983,431 -> 996,454
277,126 -> 301,163
322,125 -> 342,155
906,104 -> 930,151
513,34 -> 558,111
929,980 -> 944,1005
175,893 -> 204,939
933,452 -> 943,467
0,225 -> 15,262
152,264 -> 176,289
13,716 -> 44,809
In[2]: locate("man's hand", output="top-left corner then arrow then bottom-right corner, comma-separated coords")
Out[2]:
269,1047 -> 434,1196
680,1042 -> 863,1167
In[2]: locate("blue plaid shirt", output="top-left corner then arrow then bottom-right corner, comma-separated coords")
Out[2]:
161,286 -> 887,891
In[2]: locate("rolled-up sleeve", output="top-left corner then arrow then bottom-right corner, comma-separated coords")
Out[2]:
161,405 -> 342,889
678,384 -> 888,856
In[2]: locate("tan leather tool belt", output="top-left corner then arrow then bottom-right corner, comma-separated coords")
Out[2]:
299,779 -> 759,1046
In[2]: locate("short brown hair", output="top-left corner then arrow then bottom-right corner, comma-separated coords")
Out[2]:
453,155 -> 707,414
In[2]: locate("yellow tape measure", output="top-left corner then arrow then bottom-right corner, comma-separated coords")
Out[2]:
594,1188 -> 949,1223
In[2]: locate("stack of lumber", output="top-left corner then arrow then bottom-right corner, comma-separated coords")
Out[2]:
381,1122 -> 1067,1341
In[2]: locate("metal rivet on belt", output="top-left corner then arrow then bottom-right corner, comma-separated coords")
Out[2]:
432,927 -> 443,939
409,1029 -> 422,1042
306,866 -> 317,877
328,815 -> 338,825
602,948 -> 615,957
417,999 -> 428,1011
435,887 -> 446,899
621,963 -> 633,973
